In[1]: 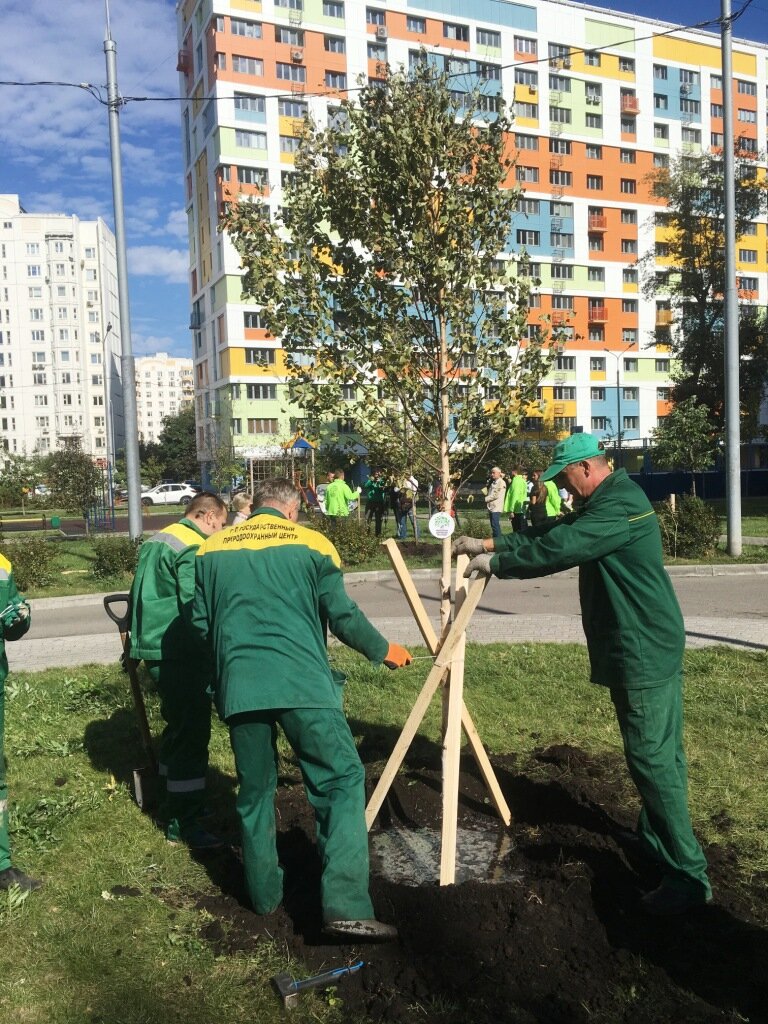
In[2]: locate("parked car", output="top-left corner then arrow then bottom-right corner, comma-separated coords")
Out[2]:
140,483 -> 199,507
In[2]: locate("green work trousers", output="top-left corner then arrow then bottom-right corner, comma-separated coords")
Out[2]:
611,678 -> 711,898
0,683 -> 10,872
146,660 -> 212,836
228,707 -> 374,923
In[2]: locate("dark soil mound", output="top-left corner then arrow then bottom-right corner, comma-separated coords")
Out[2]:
190,745 -> 768,1023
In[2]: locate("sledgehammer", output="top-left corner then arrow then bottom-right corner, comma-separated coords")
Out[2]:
273,960 -> 365,1009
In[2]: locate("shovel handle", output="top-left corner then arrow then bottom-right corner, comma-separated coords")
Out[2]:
103,593 -> 131,632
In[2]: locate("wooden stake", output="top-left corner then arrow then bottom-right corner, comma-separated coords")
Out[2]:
439,556 -> 468,884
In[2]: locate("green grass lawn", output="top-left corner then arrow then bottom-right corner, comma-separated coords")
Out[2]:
0,645 -> 765,1023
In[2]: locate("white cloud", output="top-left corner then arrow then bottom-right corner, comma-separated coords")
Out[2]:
132,332 -> 191,359
163,207 -> 189,241
128,245 -> 188,284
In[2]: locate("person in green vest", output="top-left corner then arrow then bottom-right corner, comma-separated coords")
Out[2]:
503,466 -> 529,533
0,553 -> 36,892
363,469 -> 387,537
129,492 -> 228,849
453,433 -> 711,917
324,469 -> 360,518
543,478 -> 564,518
191,478 -> 412,941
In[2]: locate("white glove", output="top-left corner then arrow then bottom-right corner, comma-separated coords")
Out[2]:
464,553 -> 494,579
451,536 -> 486,557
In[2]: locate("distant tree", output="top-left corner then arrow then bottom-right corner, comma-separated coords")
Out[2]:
140,455 -> 165,488
651,397 -> 720,496
641,149 -> 768,437
156,406 -> 198,480
224,61 -> 559,620
45,443 -> 103,531
0,454 -> 44,509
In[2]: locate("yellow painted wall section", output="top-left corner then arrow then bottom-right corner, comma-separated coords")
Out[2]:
195,150 -> 211,287
223,347 -> 289,376
653,36 -> 756,76
231,0 -> 262,9
571,52 -> 634,81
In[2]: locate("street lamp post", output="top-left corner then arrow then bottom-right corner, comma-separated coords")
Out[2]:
604,344 -> 634,469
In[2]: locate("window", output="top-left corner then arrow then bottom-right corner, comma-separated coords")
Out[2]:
231,18 -> 262,37
322,0 -> 344,16
514,102 -> 538,119
549,170 -> 572,186
654,154 -> 669,168
517,198 -> 540,214
30,329 -> 44,341
245,347 -> 276,364
248,418 -> 279,434
278,98 -> 307,119
588,326 -> 604,342
366,7 -> 385,24
737,79 -> 756,96
443,23 -> 469,42
682,128 -> 701,145
680,69 -> 699,85
280,135 -> 301,154
550,107 -> 571,124
623,416 -> 638,430
325,70 -> 347,89
244,311 -> 267,329
586,144 -> 602,159
553,386 -> 575,400
585,84 -> 601,102
30,308 -> 43,321
619,57 -> 635,73
654,123 -> 669,141
515,68 -> 538,87
516,230 -> 540,246
515,133 -> 538,150
620,209 -> 637,224
655,359 -> 670,372
475,62 -> 501,82
620,118 -> 636,135
551,264 -> 573,279
623,358 -> 638,372
737,109 -> 757,123
549,138 -> 571,155
551,201 -> 572,218
653,64 -> 668,80
235,94 -> 265,117
587,267 -> 604,282
276,26 -> 304,44
516,166 -> 539,183
623,268 -> 638,285
586,175 -> 603,190
246,383 -> 277,400
514,35 -> 537,54
237,166 -> 268,186
27,265 -> 41,277
711,74 -> 722,89
620,149 -> 636,164
367,42 -> 386,60
232,55 -> 264,75
277,62 -> 306,82
591,387 -> 605,401
622,299 -> 637,313
622,329 -> 637,345
623,388 -> 638,401
477,27 -> 500,47
585,113 -> 602,129
739,249 -> 758,263
588,236 -> 604,251
235,129 -> 267,149
590,357 -> 605,372
275,0 -> 303,8
556,356 -> 575,370
738,276 -> 758,291
407,15 -> 425,32
621,239 -> 638,254
324,34 -> 345,53
550,232 -> 573,248
620,179 -> 636,194
549,74 -> 571,92
584,51 -> 600,67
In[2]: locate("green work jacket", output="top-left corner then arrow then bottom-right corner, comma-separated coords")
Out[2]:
503,475 -> 528,514
490,469 -> 684,690
324,479 -> 358,516
0,554 -> 31,686
129,518 -> 208,662
191,507 -> 389,720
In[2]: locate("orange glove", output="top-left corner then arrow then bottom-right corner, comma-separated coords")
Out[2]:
383,643 -> 413,670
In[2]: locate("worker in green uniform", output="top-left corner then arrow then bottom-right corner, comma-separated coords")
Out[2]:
503,465 -> 529,533
191,478 -> 412,940
453,433 -> 711,916
129,492 -> 228,849
324,469 -> 360,518
0,553 -> 37,892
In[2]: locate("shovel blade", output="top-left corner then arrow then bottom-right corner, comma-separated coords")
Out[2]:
132,766 -> 160,812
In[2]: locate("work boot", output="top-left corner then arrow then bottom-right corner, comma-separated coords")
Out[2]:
641,882 -> 712,916
324,918 -> 398,941
0,866 -> 43,891
166,824 -> 224,851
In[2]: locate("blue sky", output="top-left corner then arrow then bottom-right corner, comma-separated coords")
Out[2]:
0,0 -> 766,361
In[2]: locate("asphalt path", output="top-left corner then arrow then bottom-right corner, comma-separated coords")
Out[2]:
17,564 -> 768,674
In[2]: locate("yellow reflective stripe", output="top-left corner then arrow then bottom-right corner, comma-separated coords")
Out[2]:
0,553 -> 11,574
627,510 -> 656,523
199,516 -> 340,567
164,522 -> 203,547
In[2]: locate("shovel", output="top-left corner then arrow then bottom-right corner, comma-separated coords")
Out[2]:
103,593 -> 159,811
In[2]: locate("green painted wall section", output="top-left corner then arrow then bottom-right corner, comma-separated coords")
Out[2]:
585,19 -> 635,52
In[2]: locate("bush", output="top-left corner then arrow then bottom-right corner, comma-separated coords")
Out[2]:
91,536 -> 142,580
654,494 -> 720,559
3,537 -> 57,590
307,512 -> 381,566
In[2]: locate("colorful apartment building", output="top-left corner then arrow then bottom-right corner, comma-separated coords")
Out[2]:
135,352 -> 194,444
0,194 -> 123,465
176,0 -> 768,476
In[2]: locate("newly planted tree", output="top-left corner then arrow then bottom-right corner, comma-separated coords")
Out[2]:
651,396 -> 720,496
224,62 -> 557,619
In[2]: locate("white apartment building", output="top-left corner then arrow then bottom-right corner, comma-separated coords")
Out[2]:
135,352 -> 194,443
0,194 -> 123,466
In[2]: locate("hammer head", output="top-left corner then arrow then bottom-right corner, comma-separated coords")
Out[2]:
272,972 -> 299,1009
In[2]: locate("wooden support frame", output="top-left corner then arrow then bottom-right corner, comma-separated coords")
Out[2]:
365,540 -> 511,884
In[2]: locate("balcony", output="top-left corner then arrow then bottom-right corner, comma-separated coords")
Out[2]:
176,50 -> 191,74
588,305 -> 608,322
655,309 -> 674,327
588,215 -> 607,232
620,95 -> 640,115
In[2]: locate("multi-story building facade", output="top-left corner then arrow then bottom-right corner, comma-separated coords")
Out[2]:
176,0 -> 768,476
0,194 -> 123,466
135,352 -> 194,444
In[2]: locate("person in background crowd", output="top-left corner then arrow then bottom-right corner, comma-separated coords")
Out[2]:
129,492 -> 228,849
325,470 -> 360,519
0,554 -> 36,892
454,433 -> 712,917
363,470 -> 387,538
191,478 -> 412,940
396,473 -> 419,540
528,481 -> 548,528
543,477 -> 564,518
231,492 -> 253,526
503,466 -> 529,533
485,466 -> 507,538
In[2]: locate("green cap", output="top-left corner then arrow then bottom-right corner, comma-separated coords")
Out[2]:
541,433 -> 605,482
